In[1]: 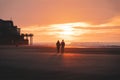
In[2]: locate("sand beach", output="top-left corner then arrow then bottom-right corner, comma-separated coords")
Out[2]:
0,46 -> 120,80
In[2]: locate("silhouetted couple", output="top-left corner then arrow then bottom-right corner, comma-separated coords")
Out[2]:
56,40 -> 65,54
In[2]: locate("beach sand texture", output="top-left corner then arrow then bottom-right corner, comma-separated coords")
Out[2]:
0,46 -> 120,80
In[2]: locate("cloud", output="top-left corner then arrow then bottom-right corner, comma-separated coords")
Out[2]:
78,31 -> 120,42
74,26 -> 120,30
108,0 -> 120,13
1,0 -> 120,43
106,16 -> 120,26
1,0 -> 120,26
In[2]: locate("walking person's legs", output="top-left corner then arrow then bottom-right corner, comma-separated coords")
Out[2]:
61,47 -> 64,54
57,46 -> 60,53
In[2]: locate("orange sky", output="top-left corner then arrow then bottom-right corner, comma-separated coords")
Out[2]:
1,0 -> 120,43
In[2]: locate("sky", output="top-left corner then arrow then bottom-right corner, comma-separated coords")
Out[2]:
0,0 -> 120,44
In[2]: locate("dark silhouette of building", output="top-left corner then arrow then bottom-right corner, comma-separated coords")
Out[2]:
0,19 -> 33,45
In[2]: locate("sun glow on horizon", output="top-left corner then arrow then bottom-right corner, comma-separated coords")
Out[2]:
21,22 -> 91,43
21,21 -> 120,44
49,22 -> 91,41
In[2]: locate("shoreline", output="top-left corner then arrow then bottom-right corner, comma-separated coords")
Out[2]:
0,45 -> 120,80
0,45 -> 120,54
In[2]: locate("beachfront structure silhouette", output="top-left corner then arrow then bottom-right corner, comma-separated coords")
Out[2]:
0,19 -> 33,45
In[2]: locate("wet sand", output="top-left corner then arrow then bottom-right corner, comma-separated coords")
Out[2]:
0,46 -> 120,80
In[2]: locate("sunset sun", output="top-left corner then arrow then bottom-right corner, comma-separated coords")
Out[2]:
47,22 -> 91,42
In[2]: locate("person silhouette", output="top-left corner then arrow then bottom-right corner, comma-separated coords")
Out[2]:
61,40 -> 65,54
56,40 -> 61,53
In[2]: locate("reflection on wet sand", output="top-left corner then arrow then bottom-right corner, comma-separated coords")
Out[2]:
0,47 -> 120,80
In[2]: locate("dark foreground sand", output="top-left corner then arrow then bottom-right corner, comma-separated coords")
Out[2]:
0,46 -> 120,80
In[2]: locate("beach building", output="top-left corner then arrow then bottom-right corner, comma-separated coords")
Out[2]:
0,19 -> 33,45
